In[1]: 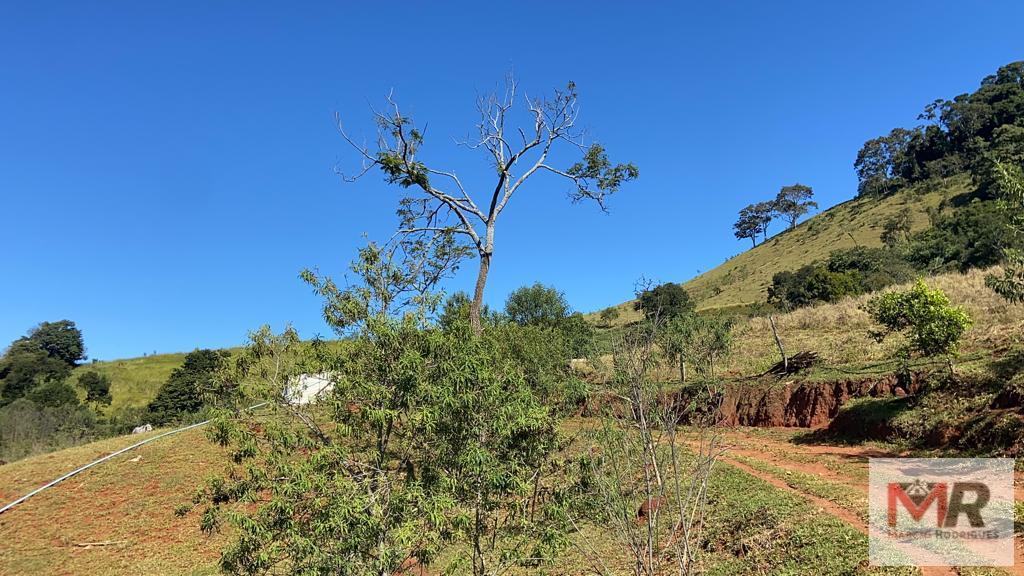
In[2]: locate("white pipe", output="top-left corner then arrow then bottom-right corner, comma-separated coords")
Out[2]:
0,402 -> 268,516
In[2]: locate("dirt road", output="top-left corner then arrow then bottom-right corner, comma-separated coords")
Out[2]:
708,428 -> 1022,576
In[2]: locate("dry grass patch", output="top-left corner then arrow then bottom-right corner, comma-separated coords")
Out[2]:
723,266 -> 1024,376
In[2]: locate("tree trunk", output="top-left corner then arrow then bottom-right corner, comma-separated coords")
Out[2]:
470,252 -> 491,335
679,356 -> 686,383
750,236 -> 756,248
768,314 -> 787,372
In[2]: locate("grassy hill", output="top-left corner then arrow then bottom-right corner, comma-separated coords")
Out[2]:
69,347 -> 247,412
70,352 -> 189,412
588,175 -> 971,327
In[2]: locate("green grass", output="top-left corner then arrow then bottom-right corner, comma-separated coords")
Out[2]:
697,462 -> 911,575
70,352 -> 188,411
729,454 -> 867,521
69,348 -> 244,412
586,176 -> 968,327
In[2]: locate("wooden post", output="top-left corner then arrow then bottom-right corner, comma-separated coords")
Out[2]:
768,314 -> 787,372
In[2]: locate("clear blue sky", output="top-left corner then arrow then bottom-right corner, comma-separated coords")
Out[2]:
2,1 -> 1022,360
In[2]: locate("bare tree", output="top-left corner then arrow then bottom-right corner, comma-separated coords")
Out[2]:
336,74 -> 638,334
578,285 -> 726,575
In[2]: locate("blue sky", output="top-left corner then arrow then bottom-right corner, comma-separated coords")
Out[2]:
1,1 -> 1022,360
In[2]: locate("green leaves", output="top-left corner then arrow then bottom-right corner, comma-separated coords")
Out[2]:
565,144 -> 639,209
198,309 -> 576,574
866,279 -> 972,359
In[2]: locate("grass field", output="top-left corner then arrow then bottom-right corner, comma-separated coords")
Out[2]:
718,265 -> 1024,378
0,427 -> 228,575
70,352 -> 189,412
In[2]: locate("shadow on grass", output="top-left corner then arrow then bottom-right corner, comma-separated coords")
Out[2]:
792,396 -> 914,446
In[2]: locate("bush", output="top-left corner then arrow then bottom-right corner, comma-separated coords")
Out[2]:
0,398 -> 98,462
26,380 -> 79,408
825,246 -> 916,292
768,265 -> 860,309
866,279 -> 972,360
504,283 -> 570,328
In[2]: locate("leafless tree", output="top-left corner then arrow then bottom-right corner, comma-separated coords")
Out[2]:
578,284 -> 726,575
336,73 -> 638,334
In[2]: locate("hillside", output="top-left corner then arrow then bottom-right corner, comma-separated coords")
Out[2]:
71,352 -> 189,412
588,175 -> 970,326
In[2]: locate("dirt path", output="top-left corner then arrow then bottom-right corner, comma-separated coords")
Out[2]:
707,429 -> 1024,576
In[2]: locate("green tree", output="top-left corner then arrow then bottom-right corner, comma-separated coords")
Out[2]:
866,280 -> 972,368
774,183 -> 818,229
855,128 -> 916,197
197,239 -> 577,575
24,320 -> 86,367
504,283 -> 570,327
768,265 -> 860,309
597,306 -> 620,327
661,312 -> 734,382
0,341 -> 74,405
733,202 -> 773,246
634,282 -> 694,321
504,284 -> 594,359
148,349 -> 227,424
26,380 -> 80,408
78,371 -> 112,405
338,75 -> 637,334
907,200 -> 1015,272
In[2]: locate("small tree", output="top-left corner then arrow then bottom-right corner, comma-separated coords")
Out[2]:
774,184 -> 817,229
880,207 -> 913,248
661,313 -> 734,382
78,371 -> 112,406
866,280 -> 972,372
634,283 -> 694,322
198,238 -> 577,575
597,306 -> 620,327
505,283 -> 570,328
580,288 -> 724,576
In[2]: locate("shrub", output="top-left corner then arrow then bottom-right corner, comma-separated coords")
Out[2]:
768,265 -> 860,309
26,380 -> 79,408
825,246 -> 915,292
866,279 -> 972,361
0,398 -> 97,462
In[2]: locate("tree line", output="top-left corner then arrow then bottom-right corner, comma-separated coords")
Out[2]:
854,61 -> 1024,199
